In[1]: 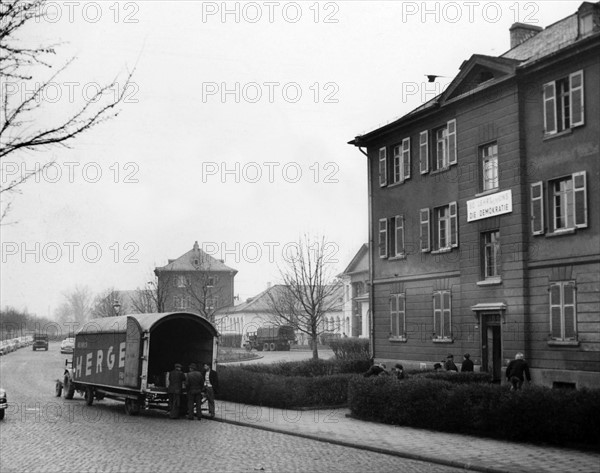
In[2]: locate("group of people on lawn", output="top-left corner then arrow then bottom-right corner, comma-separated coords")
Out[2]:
365,352 -> 531,390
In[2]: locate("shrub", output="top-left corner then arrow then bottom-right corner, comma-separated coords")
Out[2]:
348,376 -> 600,448
411,370 -> 493,384
236,358 -> 370,377
219,334 -> 242,348
329,337 -> 370,360
217,365 -> 350,408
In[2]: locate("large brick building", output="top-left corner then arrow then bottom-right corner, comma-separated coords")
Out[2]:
349,2 -> 599,388
154,241 -> 237,320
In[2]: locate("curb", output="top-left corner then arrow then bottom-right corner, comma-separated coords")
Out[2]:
210,415 -> 513,473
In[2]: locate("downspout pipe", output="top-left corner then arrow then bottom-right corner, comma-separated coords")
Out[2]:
349,137 -> 375,361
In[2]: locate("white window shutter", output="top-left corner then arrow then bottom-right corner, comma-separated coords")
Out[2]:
570,70 -> 584,127
379,147 -> 387,187
402,137 -> 411,180
543,81 -> 557,134
573,171 -> 587,228
420,208 -> 430,252
447,119 -> 457,165
419,131 -> 429,174
449,202 -> 458,247
531,181 -> 545,235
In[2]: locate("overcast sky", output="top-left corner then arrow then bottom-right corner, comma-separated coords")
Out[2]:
1,1 -> 578,319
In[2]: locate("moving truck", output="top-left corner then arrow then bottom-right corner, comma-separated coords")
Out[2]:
56,311 -> 218,415
244,325 -> 296,351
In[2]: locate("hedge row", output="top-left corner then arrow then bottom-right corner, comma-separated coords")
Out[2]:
348,376 -> 600,448
218,365 -> 351,408
235,358 -> 371,377
329,337 -> 370,360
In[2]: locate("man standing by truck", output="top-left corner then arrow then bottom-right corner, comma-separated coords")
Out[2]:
185,363 -> 204,420
167,363 -> 185,419
202,363 -> 219,419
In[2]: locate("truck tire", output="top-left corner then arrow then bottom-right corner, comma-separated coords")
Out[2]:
84,386 -> 94,406
269,342 -> 276,351
125,398 -> 141,416
263,343 -> 270,352
64,377 -> 75,400
55,381 -> 63,397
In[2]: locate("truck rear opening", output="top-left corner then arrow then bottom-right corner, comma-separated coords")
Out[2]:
60,311 -> 218,415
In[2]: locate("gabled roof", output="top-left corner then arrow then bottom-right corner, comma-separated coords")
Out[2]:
155,241 -> 237,273
442,55 -> 520,102
350,2 -> 599,145
340,244 -> 369,276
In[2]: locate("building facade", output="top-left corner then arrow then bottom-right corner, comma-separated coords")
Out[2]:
215,284 -> 344,346
154,241 -> 237,320
339,244 -> 370,337
350,2 -> 599,388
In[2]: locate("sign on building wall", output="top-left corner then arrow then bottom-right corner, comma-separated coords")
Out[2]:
467,190 -> 513,222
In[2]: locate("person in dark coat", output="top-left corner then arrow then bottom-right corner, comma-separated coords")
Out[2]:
444,354 -> 458,372
363,363 -> 389,377
461,353 -> 474,372
202,363 -> 219,418
391,363 -> 405,380
185,363 -> 204,420
167,363 -> 185,419
506,353 -> 531,390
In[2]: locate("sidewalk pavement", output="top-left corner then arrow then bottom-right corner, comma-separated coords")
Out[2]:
211,400 -> 600,473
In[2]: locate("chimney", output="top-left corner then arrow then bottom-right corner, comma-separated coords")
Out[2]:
509,23 -> 543,48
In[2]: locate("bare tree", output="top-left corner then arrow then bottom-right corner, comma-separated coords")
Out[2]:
267,236 -> 342,359
0,0 -> 134,221
130,274 -> 171,314
54,285 -> 92,325
91,288 -> 129,318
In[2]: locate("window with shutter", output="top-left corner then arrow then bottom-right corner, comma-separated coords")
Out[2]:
433,290 -> 451,340
550,171 -> 587,232
390,294 -> 406,339
549,282 -> 577,341
543,70 -> 585,135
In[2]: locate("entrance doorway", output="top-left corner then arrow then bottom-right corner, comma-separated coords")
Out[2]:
481,314 -> 502,382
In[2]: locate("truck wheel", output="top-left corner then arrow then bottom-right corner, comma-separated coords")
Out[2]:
125,398 -> 141,416
64,378 -> 75,400
84,386 -> 94,406
55,381 -> 63,397
263,343 -> 270,352
244,344 -> 252,351
269,342 -> 276,351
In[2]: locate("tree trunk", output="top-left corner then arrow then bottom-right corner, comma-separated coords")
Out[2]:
311,331 -> 319,359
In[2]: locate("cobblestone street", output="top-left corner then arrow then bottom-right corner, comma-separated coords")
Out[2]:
0,345 -> 463,473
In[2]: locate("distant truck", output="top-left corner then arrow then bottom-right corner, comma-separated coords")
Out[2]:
32,334 -> 48,351
56,311 -> 218,416
244,325 -> 296,351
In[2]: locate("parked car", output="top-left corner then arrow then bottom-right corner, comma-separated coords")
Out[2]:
60,338 -> 75,354
0,388 -> 7,420
32,334 -> 49,351
0,341 -> 8,356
